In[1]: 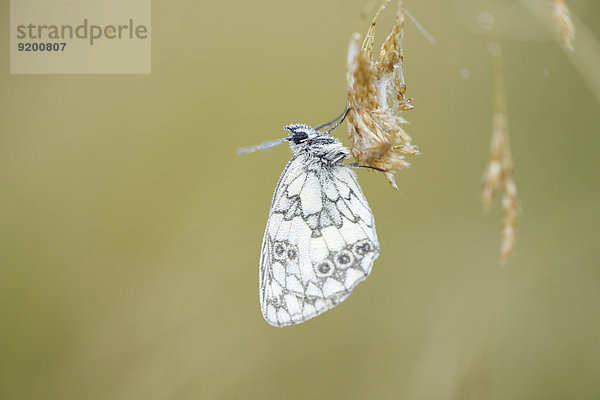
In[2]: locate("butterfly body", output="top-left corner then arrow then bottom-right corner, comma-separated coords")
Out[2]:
259,124 -> 379,327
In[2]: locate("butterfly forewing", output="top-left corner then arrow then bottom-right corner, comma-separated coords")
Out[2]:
259,153 -> 379,327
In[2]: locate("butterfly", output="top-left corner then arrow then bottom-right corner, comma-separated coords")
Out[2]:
239,109 -> 379,327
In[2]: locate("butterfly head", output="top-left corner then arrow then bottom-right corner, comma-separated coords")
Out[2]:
284,124 -> 319,145
237,107 -> 349,157
284,123 -> 348,163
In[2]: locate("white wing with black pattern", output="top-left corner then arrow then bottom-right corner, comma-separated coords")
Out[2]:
259,152 -> 379,327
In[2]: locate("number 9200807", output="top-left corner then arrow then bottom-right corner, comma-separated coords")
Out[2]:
18,42 -> 67,52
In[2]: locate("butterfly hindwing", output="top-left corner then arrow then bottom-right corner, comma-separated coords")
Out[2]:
259,154 -> 379,327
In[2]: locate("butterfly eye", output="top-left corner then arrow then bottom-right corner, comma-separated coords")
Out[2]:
292,131 -> 308,144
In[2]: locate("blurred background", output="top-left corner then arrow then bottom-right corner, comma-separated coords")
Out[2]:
1,0 -> 599,399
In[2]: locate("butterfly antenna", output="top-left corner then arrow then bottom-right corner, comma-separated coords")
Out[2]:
314,103 -> 349,131
237,137 -> 289,155
322,106 -> 349,135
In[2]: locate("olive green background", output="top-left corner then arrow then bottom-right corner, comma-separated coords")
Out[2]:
1,0 -> 599,399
